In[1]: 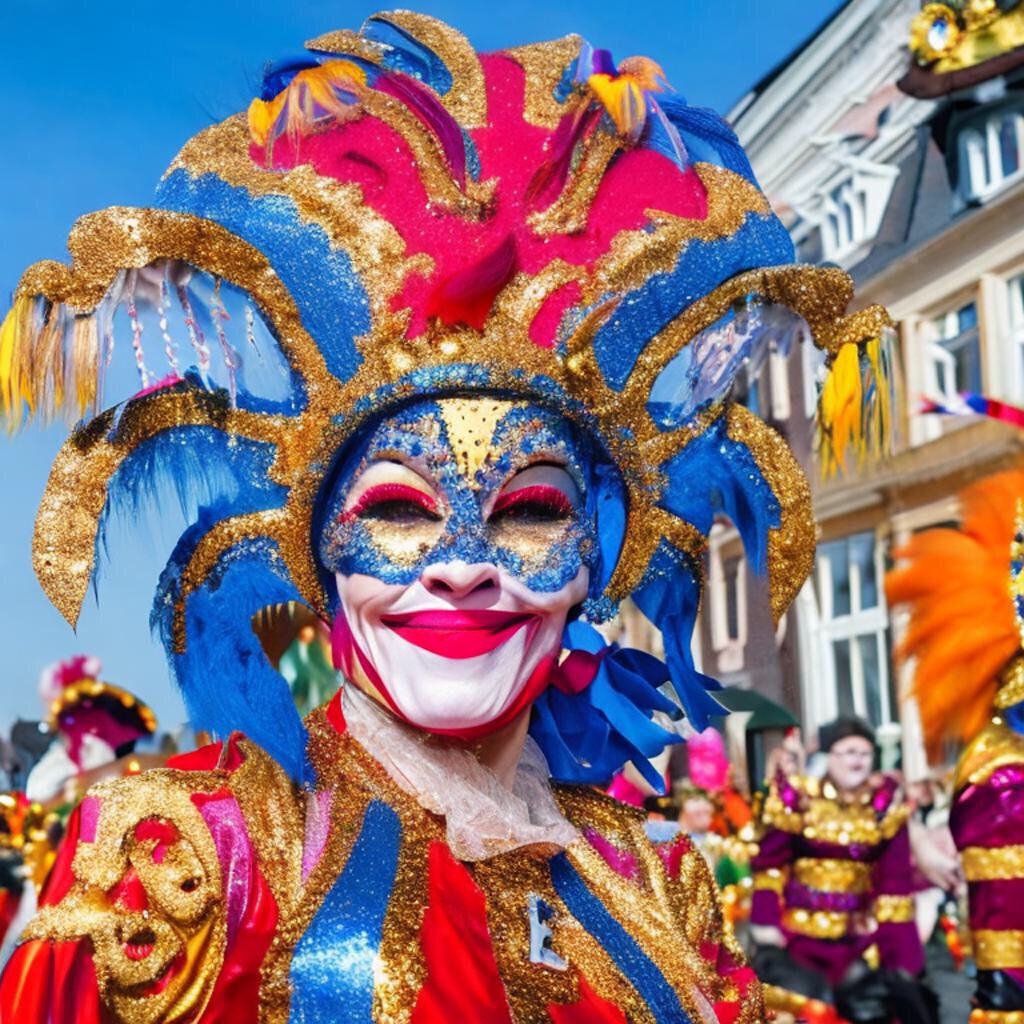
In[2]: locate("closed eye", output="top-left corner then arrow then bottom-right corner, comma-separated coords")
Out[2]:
345,483 -> 440,523
490,484 -> 574,523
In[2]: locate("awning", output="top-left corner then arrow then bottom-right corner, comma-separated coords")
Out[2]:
714,687 -> 798,730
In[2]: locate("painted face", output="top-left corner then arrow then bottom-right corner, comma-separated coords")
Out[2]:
678,796 -> 713,835
826,735 -> 875,792
319,397 -> 597,737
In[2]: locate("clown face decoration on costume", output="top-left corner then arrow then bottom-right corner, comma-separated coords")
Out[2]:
320,397 -> 597,737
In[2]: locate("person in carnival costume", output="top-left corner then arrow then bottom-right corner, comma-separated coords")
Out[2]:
0,13 -> 893,1022
888,468 -> 1024,1022
26,655 -> 158,806
751,717 -> 936,1023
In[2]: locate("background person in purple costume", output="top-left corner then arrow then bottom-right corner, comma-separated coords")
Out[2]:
888,468 -> 1024,1024
750,716 -> 937,1024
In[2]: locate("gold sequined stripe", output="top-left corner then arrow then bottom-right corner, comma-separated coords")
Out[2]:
258,712 -> 377,1024
753,868 -> 787,894
361,12 -> 488,128
956,722 -> 1024,789
963,845 -> 1024,882
228,740 -> 305,917
504,36 -> 584,128
727,406 -> 813,624
874,894 -> 915,924
566,838 -> 720,1024
17,209 -> 330,383
373,815 -> 435,1022
793,858 -> 872,895
630,819 -> 720,1000
528,128 -> 622,236
659,839 -> 740,1002
781,908 -> 850,941
998,655 -> 1024,710
799,799 -> 909,846
761,798 -> 804,834
969,1009 -> 1024,1024
470,852 -> 583,1023
974,929 -> 1024,971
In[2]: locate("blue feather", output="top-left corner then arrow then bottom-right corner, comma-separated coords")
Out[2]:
360,16 -> 453,97
632,544 -> 725,732
153,514 -> 313,784
529,621 -> 682,789
656,96 -> 759,185
659,417 -> 781,574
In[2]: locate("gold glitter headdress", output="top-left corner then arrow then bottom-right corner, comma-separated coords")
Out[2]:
0,13 -> 888,777
900,1 -> 1024,97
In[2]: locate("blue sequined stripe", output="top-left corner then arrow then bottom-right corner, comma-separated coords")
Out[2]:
549,852 -> 693,1023
288,800 -> 402,1022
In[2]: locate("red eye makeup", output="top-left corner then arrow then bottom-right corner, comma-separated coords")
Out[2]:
344,483 -> 440,520
490,484 -> 574,519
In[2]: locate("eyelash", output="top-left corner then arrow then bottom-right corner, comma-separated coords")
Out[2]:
345,483 -> 440,522
490,485 -> 574,521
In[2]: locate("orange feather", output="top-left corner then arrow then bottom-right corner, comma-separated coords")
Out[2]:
886,469 -> 1024,753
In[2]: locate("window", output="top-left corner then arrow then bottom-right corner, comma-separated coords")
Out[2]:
928,301 -> 981,400
958,106 -> 1024,200
709,530 -> 747,670
1011,274 -> 1024,397
732,365 -> 762,417
813,531 -> 893,729
723,556 -> 742,642
822,181 -> 867,260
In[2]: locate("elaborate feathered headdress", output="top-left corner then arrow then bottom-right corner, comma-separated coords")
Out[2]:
2,13 -> 889,783
886,469 -> 1024,752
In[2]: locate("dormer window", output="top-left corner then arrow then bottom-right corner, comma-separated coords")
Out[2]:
815,159 -> 899,264
957,105 -> 1024,201
822,180 -> 867,260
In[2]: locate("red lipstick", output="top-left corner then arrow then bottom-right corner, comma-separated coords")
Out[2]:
381,609 -> 535,659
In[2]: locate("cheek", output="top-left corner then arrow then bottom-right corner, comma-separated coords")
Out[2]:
491,518 -> 596,593
322,517 -> 443,585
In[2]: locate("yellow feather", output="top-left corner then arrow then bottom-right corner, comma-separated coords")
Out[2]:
819,341 -> 861,474
0,300 -> 21,418
587,73 -> 646,137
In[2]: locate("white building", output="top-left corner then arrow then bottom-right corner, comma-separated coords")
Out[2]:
707,0 -> 1024,778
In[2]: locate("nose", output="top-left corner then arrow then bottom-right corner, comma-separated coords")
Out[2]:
421,561 -> 500,601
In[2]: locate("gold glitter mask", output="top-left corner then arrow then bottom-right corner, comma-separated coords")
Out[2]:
318,397 -> 597,596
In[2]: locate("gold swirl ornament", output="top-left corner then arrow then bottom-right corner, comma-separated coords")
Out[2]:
27,773 -> 225,1024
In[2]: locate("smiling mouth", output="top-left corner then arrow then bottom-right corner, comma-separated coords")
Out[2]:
381,609 -> 536,659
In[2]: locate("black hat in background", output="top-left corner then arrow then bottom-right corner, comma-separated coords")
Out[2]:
819,716 -> 876,753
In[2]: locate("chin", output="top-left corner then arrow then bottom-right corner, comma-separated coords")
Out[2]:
376,622 -> 545,733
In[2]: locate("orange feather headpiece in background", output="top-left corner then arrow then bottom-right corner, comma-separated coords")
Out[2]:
886,468 -> 1024,754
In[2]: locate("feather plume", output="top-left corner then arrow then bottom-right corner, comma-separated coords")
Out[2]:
816,332 -> 896,477
886,469 -> 1024,752
248,59 -> 367,151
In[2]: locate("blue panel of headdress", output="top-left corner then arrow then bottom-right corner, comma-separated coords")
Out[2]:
591,213 -> 795,392
156,171 -> 369,383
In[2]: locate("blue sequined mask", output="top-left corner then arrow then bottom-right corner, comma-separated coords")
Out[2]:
319,398 -> 599,594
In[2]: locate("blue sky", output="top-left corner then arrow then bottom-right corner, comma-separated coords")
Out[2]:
0,1 -> 845,735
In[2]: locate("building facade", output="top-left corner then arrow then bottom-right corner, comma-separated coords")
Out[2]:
693,0 -> 1024,778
